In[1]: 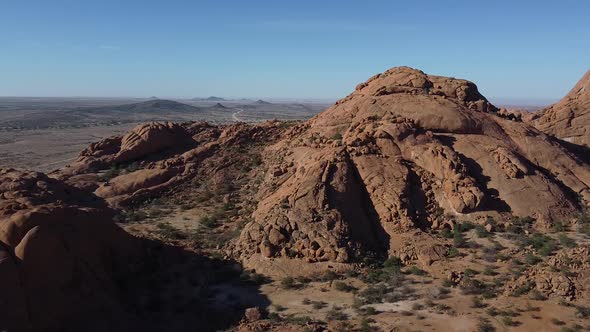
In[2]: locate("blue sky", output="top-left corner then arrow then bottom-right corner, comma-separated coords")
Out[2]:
1,0 -> 588,104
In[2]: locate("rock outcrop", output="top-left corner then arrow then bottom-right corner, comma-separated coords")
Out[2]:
234,67 -> 590,266
0,169 -> 140,331
530,70 -> 590,147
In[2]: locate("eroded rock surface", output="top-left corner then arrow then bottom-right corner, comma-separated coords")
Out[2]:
0,169 -> 140,331
530,70 -> 590,147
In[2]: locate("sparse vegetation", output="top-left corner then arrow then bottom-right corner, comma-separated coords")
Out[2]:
558,233 -> 577,248
477,317 -> 496,332
334,281 -> 356,292
326,306 -> 347,321
155,223 -> 186,240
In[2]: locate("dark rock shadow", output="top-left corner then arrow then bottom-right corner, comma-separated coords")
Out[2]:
113,235 -> 271,332
553,137 -> 590,165
327,153 -> 390,260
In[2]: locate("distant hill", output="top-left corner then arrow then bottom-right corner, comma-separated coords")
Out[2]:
255,99 -> 272,105
209,103 -> 229,109
81,99 -> 201,114
192,96 -> 226,101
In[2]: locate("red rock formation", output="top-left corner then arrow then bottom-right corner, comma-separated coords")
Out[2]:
0,169 -> 140,331
530,70 -> 590,146
234,67 -> 590,266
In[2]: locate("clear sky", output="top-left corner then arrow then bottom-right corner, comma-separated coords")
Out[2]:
1,0 -> 589,104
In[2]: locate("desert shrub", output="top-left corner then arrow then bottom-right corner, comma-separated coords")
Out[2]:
483,266 -> 498,276
281,276 -> 297,289
319,270 -> 340,281
383,256 -> 403,269
525,253 -> 542,265
579,223 -> 590,236
311,300 -> 327,310
240,271 -> 270,285
100,166 -> 121,181
477,318 -> 496,332
552,221 -> 568,232
441,228 -> 453,239
464,268 -> 479,277
326,306 -> 347,321
461,278 -> 496,298
475,225 -> 492,238
511,280 -> 535,297
362,306 -> 378,316
155,223 -> 186,240
501,316 -> 519,327
558,233 -> 577,248
251,154 -> 263,167
528,290 -> 547,301
522,233 -> 557,256
331,133 -> 343,140
486,307 -> 499,316
358,284 -> 389,304
551,318 -> 566,326
429,286 -> 451,300
273,304 -> 287,312
407,265 -> 427,276
508,216 -> 535,234
116,209 -> 147,222
199,215 -> 218,228
471,297 -> 487,308
334,281 -> 356,292
453,228 -> 467,248
447,247 -> 460,258
359,317 -> 378,332
574,305 -> 590,318
362,262 -> 404,284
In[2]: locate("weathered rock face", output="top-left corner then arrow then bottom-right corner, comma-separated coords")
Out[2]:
56,121 -> 288,207
0,169 -> 140,331
530,70 -> 590,147
507,246 -> 590,300
234,67 -> 590,266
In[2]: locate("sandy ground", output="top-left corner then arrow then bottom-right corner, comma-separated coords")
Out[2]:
0,124 -> 135,172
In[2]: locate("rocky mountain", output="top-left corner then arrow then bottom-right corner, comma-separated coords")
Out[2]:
230,67 -> 590,271
529,70 -> 590,146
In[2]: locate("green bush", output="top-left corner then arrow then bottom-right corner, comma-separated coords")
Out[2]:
199,215 -> 217,228
441,228 -> 453,239
281,276 -> 297,289
447,247 -> 460,258
407,266 -> 427,276
522,233 -> 557,256
383,256 -> 403,269
475,225 -> 492,238
525,253 -> 542,265
477,318 -> 496,332
483,266 -> 498,276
